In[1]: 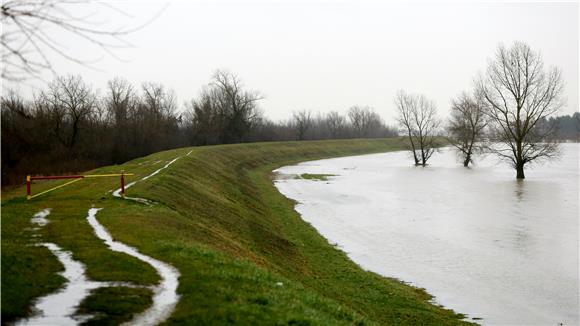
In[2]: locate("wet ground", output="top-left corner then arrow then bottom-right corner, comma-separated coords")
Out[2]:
275,144 -> 579,325
17,155 -> 184,326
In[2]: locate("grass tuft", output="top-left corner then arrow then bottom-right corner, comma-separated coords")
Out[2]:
296,173 -> 337,181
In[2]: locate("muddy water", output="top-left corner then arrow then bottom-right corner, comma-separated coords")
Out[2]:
275,144 -> 579,325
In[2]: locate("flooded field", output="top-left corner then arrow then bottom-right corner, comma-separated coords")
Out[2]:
275,144 -> 579,325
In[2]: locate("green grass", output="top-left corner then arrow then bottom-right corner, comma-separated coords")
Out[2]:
1,138 -> 472,325
78,287 -> 153,325
296,174 -> 336,181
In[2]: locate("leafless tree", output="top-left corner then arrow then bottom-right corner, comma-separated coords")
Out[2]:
185,70 -> 263,144
293,110 -> 313,140
39,75 -> 96,149
210,70 -> 263,143
347,105 -> 383,137
447,92 -> 487,167
185,89 -> 220,145
395,90 -> 440,166
142,82 -> 177,118
106,78 -> 135,124
105,78 -> 137,161
476,42 -> 564,179
347,106 -> 364,137
326,111 -> 345,138
1,0 -> 164,81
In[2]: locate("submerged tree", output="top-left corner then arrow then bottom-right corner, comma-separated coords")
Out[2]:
476,41 -> 564,179
447,92 -> 487,167
395,90 -> 440,166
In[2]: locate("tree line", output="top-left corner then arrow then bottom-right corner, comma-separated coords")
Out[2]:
1,71 -> 396,186
3,42 -> 578,185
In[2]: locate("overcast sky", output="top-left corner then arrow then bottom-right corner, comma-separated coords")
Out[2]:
5,0 -> 578,123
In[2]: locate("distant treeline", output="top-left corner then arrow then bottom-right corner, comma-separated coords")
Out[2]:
1,71 -> 396,185
545,113 -> 580,141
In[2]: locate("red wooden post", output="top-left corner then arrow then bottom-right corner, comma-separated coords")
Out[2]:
26,175 -> 31,200
121,173 -> 125,198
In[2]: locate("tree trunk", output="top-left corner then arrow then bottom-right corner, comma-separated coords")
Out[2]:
463,154 -> 471,167
413,153 -> 420,165
516,161 -> 525,179
515,139 -> 525,179
69,120 -> 79,149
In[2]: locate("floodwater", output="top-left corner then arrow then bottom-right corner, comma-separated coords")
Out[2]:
17,209 -> 102,326
87,208 -> 180,326
275,144 -> 579,325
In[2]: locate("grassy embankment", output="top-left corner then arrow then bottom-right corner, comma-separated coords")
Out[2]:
2,138 -> 471,325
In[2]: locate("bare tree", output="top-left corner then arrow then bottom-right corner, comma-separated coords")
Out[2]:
185,89 -> 220,145
476,42 -> 564,179
293,110 -> 313,140
185,70 -> 263,144
1,0 -> 164,81
395,90 -> 440,166
347,106 -> 364,137
210,70 -> 263,143
142,82 -> 177,119
39,75 -> 96,149
106,78 -> 135,125
347,105 -> 383,137
326,111 -> 345,138
447,92 -> 487,167
105,78 -> 137,162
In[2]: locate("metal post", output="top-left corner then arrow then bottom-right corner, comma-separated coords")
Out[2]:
26,175 -> 31,200
121,173 -> 125,198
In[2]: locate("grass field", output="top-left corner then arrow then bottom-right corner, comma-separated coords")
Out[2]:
1,138 -> 471,325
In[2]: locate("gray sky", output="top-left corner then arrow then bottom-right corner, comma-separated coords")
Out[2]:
5,0 -> 579,123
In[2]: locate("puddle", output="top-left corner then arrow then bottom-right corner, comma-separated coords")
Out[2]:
30,209 -> 51,227
16,210 -> 102,326
86,208 -> 180,325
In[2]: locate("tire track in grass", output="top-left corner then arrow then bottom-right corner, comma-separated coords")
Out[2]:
20,153 -> 186,324
86,208 -> 180,326
17,209 -> 103,326
104,154 -> 185,324
112,157 -> 181,204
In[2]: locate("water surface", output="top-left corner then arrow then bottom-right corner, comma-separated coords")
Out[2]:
275,144 -> 579,325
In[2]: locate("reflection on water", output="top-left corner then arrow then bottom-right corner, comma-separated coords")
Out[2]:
275,144 -> 579,325
514,181 -> 525,202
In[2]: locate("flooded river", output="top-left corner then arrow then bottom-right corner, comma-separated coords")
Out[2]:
275,144 -> 579,325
